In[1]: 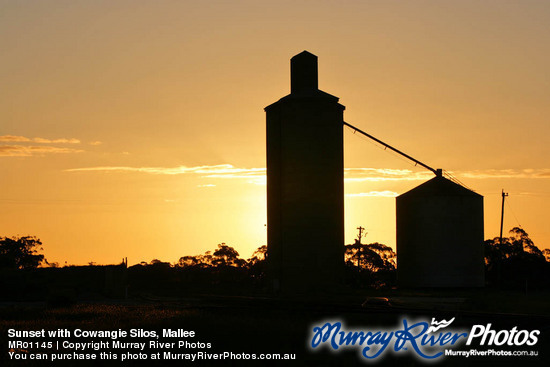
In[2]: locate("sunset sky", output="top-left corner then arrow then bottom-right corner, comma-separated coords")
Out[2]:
2,0 -> 549,265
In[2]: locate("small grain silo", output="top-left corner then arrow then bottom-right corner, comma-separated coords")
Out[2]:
396,174 -> 485,287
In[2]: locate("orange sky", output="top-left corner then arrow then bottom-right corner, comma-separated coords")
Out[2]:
1,0 -> 549,265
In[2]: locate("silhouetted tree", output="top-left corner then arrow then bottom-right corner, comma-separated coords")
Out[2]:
212,243 -> 246,267
177,255 -> 202,267
150,259 -> 171,268
247,245 -> 267,267
510,227 -> 544,258
485,227 -> 546,266
345,241 -> 396,272
176,251 -> 214,268
0,236 -> 45,269
177,245 -> 247,268
247,245 -> 267,286
344,239 -> 396,288
197,251 -> 214,267
484,227 -> 549,289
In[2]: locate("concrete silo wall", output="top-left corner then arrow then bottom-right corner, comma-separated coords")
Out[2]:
266,52 -> 345,294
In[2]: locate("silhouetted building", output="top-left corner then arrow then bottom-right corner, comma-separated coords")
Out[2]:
396,175 -> 484,287
265,51 -> 344,294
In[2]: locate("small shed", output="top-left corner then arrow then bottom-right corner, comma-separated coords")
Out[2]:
396,175 -> 484,287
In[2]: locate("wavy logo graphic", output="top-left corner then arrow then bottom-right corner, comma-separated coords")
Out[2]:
427,318 -> 455,334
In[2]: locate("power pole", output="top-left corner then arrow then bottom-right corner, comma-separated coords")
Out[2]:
355,226 -> 367,268
499,190 -> 509,245
356,226 -> 366,244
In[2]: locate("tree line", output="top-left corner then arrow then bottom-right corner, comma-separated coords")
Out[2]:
1,227 -> 549,291
484,227 -> 550,289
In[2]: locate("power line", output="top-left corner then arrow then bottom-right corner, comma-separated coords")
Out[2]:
506,198 -> 522,228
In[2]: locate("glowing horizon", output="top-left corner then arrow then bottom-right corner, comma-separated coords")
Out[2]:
2,0 -> 549,265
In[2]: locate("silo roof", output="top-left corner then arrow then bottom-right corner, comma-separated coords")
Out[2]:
398,175 -> 482,198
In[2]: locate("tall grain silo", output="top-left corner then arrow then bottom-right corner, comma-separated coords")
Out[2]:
265,51 -> 344,294
396,175 -> 485,287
